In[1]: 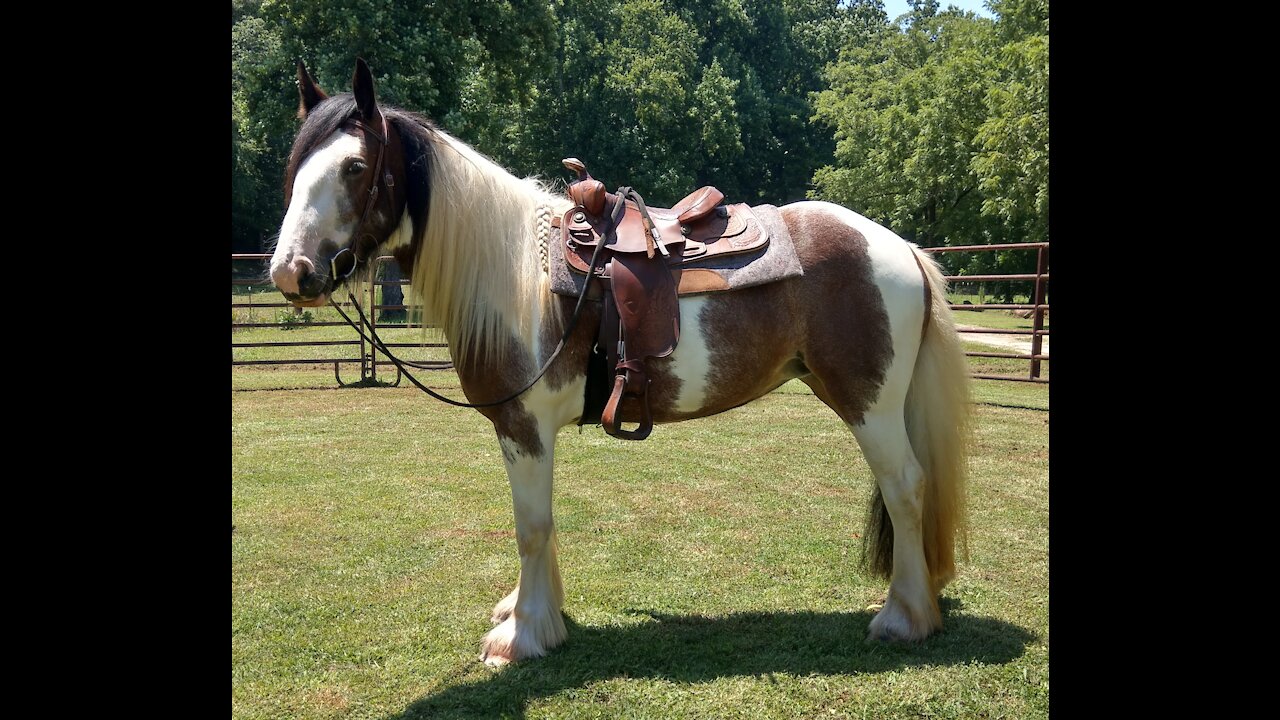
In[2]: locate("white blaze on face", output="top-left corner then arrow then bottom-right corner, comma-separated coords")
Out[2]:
269,131 -> 364,297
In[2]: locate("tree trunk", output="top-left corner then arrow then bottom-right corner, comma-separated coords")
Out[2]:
378,262 -> 406,323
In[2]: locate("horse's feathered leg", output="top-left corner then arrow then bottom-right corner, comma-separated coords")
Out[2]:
480,428 -> 567,666
850,411 -> 942,641
802,370 -> 940,641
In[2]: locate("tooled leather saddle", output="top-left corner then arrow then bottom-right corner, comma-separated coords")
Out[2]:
554,158 -> 772,440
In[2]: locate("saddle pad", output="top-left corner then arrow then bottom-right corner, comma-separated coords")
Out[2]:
549,204 -> 803,298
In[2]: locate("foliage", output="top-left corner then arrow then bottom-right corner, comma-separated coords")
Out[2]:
231,0 -> 870,249
275,309 -> 313,328
232,0 -> 1049,303
810,0 -> 1049,297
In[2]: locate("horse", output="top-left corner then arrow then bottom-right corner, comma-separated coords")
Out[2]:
267,58 -> 972,666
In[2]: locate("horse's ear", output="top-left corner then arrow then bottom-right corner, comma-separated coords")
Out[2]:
352,57 -> 378,121
296,61 -> 328,119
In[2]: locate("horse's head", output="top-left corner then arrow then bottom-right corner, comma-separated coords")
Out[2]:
271,58 -> 411,307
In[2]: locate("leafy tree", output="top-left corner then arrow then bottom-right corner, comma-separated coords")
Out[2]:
503,0 -> 860,205
231,0 -> 1046,286
810,0 -> 1049,297
972,0 -> 1048,246
230,0 -> 557,252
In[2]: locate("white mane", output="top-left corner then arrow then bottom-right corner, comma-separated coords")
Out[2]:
410,130 -> 571,367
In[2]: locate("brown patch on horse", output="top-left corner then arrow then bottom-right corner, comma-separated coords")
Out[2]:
455,333 -> 546,459
539,295 -> 601,395
783,206 -> 893,426
687,284 -> 806,418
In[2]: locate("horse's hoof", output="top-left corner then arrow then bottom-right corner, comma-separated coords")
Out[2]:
480,649 -> 513,667
866,593 -> 939,643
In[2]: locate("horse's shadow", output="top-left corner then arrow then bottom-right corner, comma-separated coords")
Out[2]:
389,600 -> 1036,719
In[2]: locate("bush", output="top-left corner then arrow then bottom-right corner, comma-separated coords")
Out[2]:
277,310 -> 313,329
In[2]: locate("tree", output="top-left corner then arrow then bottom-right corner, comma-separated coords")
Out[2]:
809,0 -> 1049,295
503,0 -> 857,205
230,0 -> 557,252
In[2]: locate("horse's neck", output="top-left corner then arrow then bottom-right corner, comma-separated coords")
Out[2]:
414,134 -> 565,368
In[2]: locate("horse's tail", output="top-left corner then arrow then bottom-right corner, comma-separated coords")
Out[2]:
865,246 -> 972,591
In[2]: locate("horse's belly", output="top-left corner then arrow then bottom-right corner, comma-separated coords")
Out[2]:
615,289 -> 805,425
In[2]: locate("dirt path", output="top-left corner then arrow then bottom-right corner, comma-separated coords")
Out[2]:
955,324 -> 1049,356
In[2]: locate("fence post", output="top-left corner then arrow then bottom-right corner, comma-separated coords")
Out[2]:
356,290 -> 369,382
369,259 -> 379,383
1030,246 -> 1048,379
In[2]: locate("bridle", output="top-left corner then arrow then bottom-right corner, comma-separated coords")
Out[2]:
325,190 -> 621,412
329,110 -> 396,284
317,109 -> 616,409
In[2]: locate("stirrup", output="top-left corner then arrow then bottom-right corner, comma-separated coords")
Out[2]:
601,372 -> 653,440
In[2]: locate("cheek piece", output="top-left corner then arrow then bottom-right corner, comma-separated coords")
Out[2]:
329,111 -> 395,284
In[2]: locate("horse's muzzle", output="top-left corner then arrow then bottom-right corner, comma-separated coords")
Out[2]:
274,257 -> 332,307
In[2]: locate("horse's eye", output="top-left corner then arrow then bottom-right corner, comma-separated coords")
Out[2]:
346,160 -> 367,176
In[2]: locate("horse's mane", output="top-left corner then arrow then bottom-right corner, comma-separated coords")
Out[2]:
286,94 -> 570,368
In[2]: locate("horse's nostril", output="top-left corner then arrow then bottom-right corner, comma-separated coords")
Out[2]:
296,267 -> 328,297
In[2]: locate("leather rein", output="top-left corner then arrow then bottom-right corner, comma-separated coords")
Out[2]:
324,112 -> 622,408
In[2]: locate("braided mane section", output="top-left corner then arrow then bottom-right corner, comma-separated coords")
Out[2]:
535,203 -> 553,274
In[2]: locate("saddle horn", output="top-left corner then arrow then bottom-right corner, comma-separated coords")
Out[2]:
563,158 -> 606,217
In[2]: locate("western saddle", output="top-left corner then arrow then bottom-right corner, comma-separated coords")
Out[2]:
555,158 -> 770,440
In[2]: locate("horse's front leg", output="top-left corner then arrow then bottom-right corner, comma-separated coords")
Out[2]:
480,425 -> 566,666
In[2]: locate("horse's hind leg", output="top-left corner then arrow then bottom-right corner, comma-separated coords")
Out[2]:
848,409 -> 942,641
802,375 -> 941,642
480,428 -> 567,666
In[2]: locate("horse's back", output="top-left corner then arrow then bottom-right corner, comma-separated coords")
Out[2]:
617,201 -> 926,426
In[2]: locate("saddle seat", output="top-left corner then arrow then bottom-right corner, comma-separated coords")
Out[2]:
560,159 -> 769,276
556,158 -> 773,443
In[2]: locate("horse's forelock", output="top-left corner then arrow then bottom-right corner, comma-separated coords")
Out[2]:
283,95 -> 360,207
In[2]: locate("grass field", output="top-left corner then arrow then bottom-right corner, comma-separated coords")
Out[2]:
232,364 -> 1049,718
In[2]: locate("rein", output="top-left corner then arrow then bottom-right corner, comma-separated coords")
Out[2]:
327,198 -> 620,408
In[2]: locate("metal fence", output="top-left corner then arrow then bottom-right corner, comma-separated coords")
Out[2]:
231,254 -> 449,386
922,242 -> 1049,384
233,242 -> 1048,386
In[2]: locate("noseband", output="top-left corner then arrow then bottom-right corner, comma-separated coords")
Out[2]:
330,111 -> 396,283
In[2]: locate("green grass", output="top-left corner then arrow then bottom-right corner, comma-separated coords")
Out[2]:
952,310 -> 1046,332
946,293 -> 1048,333
233,375 -> 1048,719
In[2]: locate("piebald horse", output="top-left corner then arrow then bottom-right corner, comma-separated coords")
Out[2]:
269,59 -> 972,666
